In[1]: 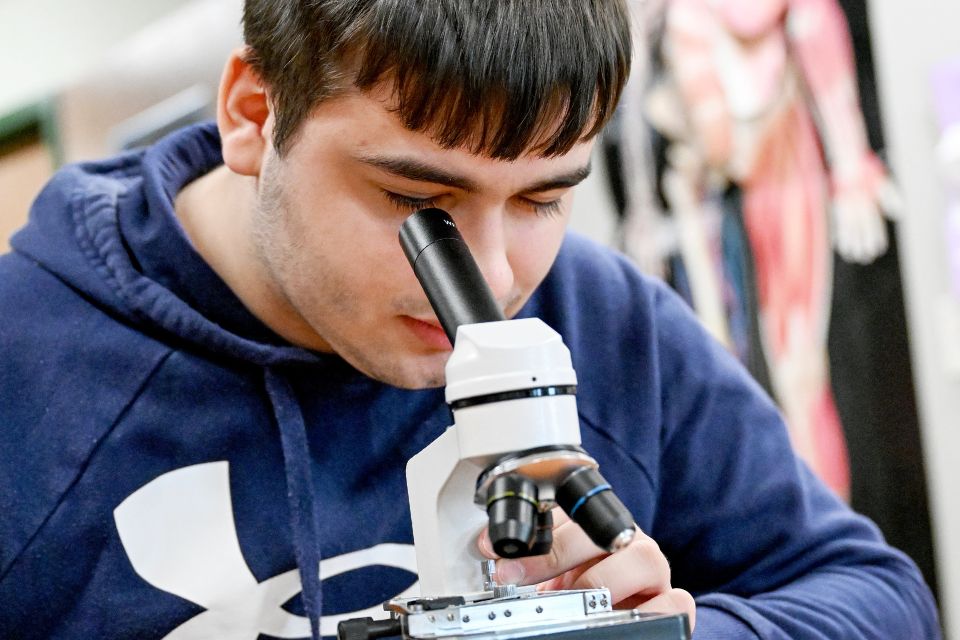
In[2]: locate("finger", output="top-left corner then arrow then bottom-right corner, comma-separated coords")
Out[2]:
499,515 -> 612,586
567,533 -> 671,605
478,526 -> 497,559
536,556 -> 603,592
620,588 -> 697,632
550,506 -> 571,527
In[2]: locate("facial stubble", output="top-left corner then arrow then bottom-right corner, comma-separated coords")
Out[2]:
252,154 -> 448,389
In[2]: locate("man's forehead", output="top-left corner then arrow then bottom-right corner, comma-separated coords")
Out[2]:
295,87 -> 596,191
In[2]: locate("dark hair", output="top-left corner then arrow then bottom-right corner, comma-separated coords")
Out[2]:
243,0 -> 631,159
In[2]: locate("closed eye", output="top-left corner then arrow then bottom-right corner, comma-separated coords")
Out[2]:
382,190 -> 439,212
521,198 -> 563,218
383,190 -> 564,218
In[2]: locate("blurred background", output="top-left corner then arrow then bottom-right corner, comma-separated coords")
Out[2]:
1,0 -> 958,636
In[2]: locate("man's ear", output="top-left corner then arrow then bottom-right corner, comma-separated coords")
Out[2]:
218,48 -> 272,176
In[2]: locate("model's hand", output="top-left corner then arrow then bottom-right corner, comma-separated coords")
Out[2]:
832,191 -> 888,264
477,508 -> 696,630
830,154 -> 900,265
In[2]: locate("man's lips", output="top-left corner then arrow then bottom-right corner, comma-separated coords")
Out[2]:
401,316 -> 453,350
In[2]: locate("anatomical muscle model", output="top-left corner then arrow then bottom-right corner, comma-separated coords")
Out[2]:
651,0 -> 898,497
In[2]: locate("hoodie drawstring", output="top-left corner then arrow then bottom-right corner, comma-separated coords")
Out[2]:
264,367 -> 323,640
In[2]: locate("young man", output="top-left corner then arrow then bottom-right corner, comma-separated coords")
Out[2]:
0,1 -> 939,638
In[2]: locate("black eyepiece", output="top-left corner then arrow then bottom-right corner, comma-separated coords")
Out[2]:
556,467 -> 635,552
399,208 -> 505,344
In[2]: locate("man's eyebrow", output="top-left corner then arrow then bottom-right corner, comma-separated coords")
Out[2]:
519,163 -> 592,193
355,154 -> 480,192
355,153 -> 591,194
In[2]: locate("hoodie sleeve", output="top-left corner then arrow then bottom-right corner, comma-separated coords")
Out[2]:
646,283 -> 940,639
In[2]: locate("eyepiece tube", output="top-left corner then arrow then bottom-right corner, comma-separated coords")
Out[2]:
399,208 -> 505,344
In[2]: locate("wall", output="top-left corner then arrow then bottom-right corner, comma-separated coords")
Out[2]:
0,141 -> 51,250
0,0 -> 194,115
869,2 -> 960,636
569,147 -> 620,245
0,0 -> 217,246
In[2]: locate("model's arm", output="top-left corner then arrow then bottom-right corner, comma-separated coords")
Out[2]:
663,0 -> 732,170
649,282 -> 938,638
788,0 -> 893,263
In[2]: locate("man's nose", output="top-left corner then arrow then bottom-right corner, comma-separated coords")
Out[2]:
457,213 -> 515,307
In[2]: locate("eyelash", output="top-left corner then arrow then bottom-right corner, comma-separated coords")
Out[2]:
381,191 -> 563,218
382,191 -> 439,212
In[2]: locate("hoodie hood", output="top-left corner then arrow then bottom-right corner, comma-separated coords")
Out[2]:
11,122 -> 326,369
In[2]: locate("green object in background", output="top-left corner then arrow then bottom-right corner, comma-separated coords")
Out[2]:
0,98 -> 62,167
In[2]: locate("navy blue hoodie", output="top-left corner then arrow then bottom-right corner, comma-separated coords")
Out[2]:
0,124 -> 940,639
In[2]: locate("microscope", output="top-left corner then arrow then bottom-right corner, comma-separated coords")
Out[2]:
337,209 -> 691,640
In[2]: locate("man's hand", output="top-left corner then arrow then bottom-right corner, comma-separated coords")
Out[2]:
477,508 -> 696,630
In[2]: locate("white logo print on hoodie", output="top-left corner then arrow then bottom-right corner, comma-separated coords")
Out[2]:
114,461 -> 419,639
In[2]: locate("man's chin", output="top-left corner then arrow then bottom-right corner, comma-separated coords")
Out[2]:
344,348 -> 450,390
391,371 -> 447,390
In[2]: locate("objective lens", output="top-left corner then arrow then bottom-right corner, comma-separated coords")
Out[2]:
486,474 -> 539,558
556,467 -> 635,552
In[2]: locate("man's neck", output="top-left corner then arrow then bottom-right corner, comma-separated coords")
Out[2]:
172,166 -> 329,351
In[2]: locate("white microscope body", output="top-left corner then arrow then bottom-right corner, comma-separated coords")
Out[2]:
407,317 -> 583,597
